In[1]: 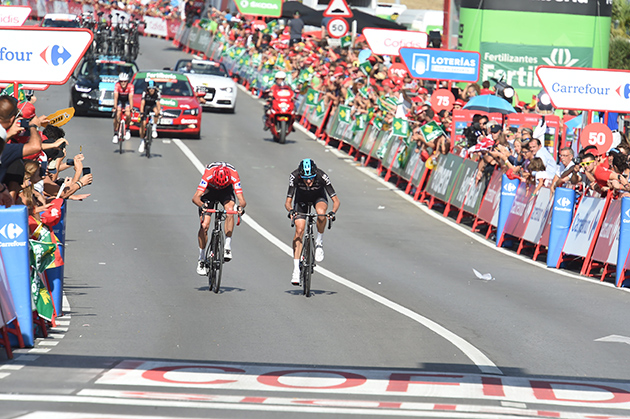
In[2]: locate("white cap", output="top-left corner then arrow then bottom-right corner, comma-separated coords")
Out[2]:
275,71 -> 286,79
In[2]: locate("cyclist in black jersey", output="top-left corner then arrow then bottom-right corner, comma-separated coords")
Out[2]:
138,80 -> 161,154
285,158 -> 340,285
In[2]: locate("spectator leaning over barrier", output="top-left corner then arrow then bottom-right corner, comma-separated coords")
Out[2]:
552,147 -> 576,192
580,152 -> 630,196
0,96 -> 45,206
527,138 -> 557,180
528,157 -> 553,197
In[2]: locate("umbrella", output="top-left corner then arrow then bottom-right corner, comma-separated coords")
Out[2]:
463,95 -> 517,115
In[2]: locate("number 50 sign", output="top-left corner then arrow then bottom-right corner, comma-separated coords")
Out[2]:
579,123 -> 613,155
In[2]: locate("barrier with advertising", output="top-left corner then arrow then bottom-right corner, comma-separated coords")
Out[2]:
500,182 -> 535,242
561,196 -> 607,259
521,188 -> 553,247
592,199 -> 621,266
424,153 -> 463,204
474,171 -> 502,227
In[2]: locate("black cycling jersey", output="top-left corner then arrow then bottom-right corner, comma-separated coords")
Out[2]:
142,89 -> 161,111
287,168 -> 336,200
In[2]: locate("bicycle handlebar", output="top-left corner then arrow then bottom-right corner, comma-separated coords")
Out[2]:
290,212 -> 333,229
204,208 -> 242,226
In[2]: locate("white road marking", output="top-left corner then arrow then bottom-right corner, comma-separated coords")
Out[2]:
0,364 -> 24,370
0,373 -> 10,379
37,340 -> 59,346
14,355 -> 39,362
0,392 -> 570,418
28,348 -> 50,353
55,321 -> 70,326
51,327 -> 69,332
172,139 -> 501,375
595,335 -> 630,345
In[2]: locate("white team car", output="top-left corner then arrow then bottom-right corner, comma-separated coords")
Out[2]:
174,59 -> 237,113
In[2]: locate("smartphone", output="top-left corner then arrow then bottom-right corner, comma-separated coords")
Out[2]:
82,167 -> 91,176
19,119 -> 30,129
66,159 -> 75,166
509,127 -> 518,133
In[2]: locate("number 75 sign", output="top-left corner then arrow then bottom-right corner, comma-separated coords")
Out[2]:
579,122 -> 613,156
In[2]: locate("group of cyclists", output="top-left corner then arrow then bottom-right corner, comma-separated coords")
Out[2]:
110,66 -> 339,285
192,159 -> 339,285
111,73 -> 161,155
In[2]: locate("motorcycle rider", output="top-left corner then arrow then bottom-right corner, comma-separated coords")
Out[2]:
263,71 -> 290,131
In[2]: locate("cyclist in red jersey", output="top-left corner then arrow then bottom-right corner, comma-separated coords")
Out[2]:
112,72 -> 134,144
192,162 -> 246,275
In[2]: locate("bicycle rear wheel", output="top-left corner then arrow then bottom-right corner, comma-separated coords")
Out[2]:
119,119 -> 124,154
212,232 -> 224,293
205,234 -> 215,292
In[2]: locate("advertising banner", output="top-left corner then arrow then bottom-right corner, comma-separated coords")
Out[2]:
449,159 -> 478,211
234,0 -> 282,17
425,153 -> 463,203
480,43 -> 592,94
537,66 -> 630,113
0,6 -> 31,26
363,28 -> 427,57
0,250 -> 17,328
592,199 -> 620,265
400,48 -> 480,83
502,182 -> 535,240
522,187 -> 552,246
476,170 -> 502,225
143,16 -> 168,37
561,196 -> 606,258
0,27 -> 93,85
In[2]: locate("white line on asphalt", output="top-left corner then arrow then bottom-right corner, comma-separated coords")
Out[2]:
0,373 -> 10,379
0,393 -> 536,418
0,364 -> 24,370
172,139 -> 501,375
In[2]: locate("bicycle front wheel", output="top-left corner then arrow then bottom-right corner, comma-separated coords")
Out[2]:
301,235 -> 312,297
145,121 -> 152,158
119,120 -> 125,154
212,232 -> 224,293
206,232 -> 216,291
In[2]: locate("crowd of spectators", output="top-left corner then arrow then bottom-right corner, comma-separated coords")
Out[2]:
0,93 -> 93,224
195,7 -> 630,199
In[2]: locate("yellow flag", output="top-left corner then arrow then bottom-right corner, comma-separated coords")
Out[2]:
47,107 -> 75,127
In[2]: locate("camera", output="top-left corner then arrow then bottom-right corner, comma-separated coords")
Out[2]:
463,122 -> 483,148
66,158 -> 75,166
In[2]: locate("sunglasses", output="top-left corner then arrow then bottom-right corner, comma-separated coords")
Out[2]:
580,161 -> 593,167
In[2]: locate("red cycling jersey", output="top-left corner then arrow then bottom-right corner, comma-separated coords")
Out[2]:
197,162 -> 243,194
114,82 -> 134,99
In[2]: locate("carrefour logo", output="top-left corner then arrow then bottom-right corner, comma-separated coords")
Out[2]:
40,45 -> 72,66
555,197 -> 572,212
616,84 -> 630,99
624,208 -> 630,224
503,183 -> 516,193
0,223 -> 23,240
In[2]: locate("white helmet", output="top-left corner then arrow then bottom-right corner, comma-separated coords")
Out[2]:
119,72 -> 130,81
275,71 -> 286,80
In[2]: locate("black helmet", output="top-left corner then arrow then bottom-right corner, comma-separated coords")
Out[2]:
298,158 -> 317,179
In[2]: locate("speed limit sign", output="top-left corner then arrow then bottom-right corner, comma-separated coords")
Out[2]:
327,18 -> 349,39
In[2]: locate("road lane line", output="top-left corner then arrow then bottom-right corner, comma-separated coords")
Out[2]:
0,392 -> 546,418
172,139 -> 501,376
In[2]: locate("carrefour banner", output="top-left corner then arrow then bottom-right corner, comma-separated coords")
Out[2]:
459,0 -> 611,101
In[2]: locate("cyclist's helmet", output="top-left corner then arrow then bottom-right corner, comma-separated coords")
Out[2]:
119,72 -> 130,82
298,158 -> 317,179
214,165 -> 231,187
147,79 -> 155,89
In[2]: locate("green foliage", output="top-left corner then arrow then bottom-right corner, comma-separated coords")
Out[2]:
609,0 -> 630,69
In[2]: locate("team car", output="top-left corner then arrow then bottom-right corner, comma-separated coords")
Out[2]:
40,13 -> 81,28
174,59 -> 237,113
69,57 -> 138,115
130,70 -> 203,139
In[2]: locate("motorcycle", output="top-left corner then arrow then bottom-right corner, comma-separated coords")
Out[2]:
265,87 -> 296,144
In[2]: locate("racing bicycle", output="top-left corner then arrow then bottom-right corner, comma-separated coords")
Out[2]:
203,203 -> 241,293
142,111 -> 158,158
291,208 -> 333,297
116,114 -> 125,154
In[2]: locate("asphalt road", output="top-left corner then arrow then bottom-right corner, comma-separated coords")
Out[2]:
2,36 -> 630,419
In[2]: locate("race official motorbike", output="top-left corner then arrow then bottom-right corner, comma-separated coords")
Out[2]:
265,87 -> 296,144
